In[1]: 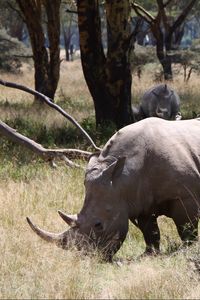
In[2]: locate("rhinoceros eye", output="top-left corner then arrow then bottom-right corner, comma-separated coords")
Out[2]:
94,221 -> 104,231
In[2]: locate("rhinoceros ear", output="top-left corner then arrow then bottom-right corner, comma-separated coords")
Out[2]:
102,156 -> 126,182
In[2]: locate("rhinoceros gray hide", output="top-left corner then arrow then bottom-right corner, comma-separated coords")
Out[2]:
27,117 -> 200,261
133,84 -> 181,121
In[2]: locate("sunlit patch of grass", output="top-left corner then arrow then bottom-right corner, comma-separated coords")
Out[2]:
106,255 -> 197,299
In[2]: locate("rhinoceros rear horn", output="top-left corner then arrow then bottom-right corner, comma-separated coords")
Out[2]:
26,217 -> 65,245
58,210 -> 78,227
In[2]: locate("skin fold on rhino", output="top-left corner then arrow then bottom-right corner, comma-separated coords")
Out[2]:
27,117 -> 200,261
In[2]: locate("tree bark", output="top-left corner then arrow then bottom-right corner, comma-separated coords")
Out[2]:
77,0 -> 133,130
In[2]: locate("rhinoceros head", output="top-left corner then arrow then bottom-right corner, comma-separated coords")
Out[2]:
27,154 -> 128,261
153,84 -> 174,119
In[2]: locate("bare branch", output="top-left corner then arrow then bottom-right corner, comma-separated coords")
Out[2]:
65,8 -> 78,14
7,1 -> 25,22
0,38 -> 18,45
131,2 -> 155,24
0,79 -> 101,151
0,120 -> 92,168
128,18 -> 143,58
171,0 -> 197,33
163,0 -> 173,7
12,54 -> 33,59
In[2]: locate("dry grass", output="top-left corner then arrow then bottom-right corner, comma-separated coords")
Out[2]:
0,165 -> 200,299
0,162 -> 198,298
0,59 -> 93,128
0,60 -> 200,299
0,59 -> 200,125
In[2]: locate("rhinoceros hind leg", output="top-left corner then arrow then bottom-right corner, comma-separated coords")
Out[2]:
170,199 -> 199,246
137,214 -> 160,255
173,218 -> 198,246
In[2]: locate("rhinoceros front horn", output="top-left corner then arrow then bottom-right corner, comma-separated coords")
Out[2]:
26,217 -> 67,246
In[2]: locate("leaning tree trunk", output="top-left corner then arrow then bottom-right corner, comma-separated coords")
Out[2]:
77,0 -> 133,130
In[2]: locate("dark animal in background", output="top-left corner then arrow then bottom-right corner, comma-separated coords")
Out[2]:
133,84 -> 181,121
27,117 -> 200,261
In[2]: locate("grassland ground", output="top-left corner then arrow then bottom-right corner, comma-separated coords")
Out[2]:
0,59 -> 200,299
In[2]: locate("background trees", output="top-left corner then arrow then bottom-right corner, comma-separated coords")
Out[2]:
0,0 -> 200,129
1,3 -> 200,297
61,1 -> 78,62
0,28 -> 30,73
131,0 -> 197,80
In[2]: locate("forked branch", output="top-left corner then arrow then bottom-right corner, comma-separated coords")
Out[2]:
131,2 -> 155,24
0,79 -> 101,151
0,120 -> 92,168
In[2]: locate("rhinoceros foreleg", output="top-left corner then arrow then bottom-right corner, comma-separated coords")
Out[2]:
136,214 -> 160,255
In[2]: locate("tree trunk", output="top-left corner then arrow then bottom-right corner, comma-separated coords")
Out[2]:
160,57 -> 173,80
44,0 -> 61,98
163,33 -> 174,80
77,0 -> 133,130
62,26 -> 70,61
16,0 -> 61,100
62,20 -> 73,62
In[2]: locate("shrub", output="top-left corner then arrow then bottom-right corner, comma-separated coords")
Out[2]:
0,28 -> 31,73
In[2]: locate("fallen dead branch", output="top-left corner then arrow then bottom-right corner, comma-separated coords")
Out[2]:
0,79 -> 102,168
0,120 -> 92,168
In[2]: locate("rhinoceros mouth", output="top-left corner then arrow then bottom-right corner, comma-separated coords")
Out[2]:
156,106 -> 169,118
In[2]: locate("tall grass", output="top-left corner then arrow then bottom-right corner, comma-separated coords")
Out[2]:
0,60 -> 200,299
0,165 -> 200,299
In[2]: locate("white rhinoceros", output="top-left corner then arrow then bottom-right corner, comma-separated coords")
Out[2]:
27,117 -> 200,261
133,84 -> 181,121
